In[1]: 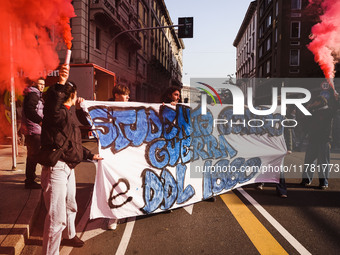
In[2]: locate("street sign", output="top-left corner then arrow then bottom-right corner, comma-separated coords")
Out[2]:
321,81 -> 330,90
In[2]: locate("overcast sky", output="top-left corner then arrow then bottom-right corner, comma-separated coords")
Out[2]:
164,0 -> 253,85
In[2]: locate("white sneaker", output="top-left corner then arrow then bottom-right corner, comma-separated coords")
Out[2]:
107,219 -> 118,230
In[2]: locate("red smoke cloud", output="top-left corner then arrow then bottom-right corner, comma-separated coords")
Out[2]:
0,0 -> 75,93
307,0 -> 340,90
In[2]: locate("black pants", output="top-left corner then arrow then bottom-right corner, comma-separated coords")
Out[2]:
276,174 -> 287,196
25,134 -> 41,183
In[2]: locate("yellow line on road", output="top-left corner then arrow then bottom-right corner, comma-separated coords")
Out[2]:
220,192 -> 288,255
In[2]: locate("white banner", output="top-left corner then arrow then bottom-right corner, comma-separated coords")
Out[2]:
82,101 -> 287,220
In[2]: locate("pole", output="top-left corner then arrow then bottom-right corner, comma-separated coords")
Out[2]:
9,23 -> 17,170
105,24 -> 183,69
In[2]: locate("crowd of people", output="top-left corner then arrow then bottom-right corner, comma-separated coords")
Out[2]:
20,64 -> 339,254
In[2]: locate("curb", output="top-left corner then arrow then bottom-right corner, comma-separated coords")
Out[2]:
0,189 -> 42,255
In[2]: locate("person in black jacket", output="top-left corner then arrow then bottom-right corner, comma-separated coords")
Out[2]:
300,95 -> 334,189
21,77 -> 45,189
40,64 -> 102,254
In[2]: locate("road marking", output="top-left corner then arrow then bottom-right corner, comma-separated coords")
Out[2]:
80,218 -> 107,242
115,217 -> 136,255
237,187 -> 311,255
220,191 -> 289,255
60,193 -> 95,255
183,204 -> 194,215
59,190 -> 137,255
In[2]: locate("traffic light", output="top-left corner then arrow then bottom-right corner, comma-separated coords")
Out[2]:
178,17 -> 193,38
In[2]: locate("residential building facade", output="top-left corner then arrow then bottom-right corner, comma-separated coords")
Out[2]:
256,0 -> 325,103
57,0 -> 183,102
233,1 -> 257,99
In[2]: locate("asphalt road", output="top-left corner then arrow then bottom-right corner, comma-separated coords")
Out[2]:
21,141 -> 340,255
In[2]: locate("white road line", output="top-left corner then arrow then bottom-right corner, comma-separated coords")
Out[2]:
237,187 -> 311,255
115,217 -> 136,255
60,194 -> 93,255
80,218 -> 107,242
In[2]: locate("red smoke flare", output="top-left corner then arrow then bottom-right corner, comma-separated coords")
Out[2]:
0,0 -> 75,93
307,0 -> 340,91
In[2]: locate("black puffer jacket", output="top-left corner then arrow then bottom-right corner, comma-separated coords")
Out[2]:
40,83 -> 93,168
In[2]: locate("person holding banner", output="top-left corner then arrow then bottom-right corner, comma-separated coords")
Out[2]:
106,84 -> 131,230
161,86 -> 181,105
109,84 -> 130,102
40,64 -> 102,254
256,107 -> 295,198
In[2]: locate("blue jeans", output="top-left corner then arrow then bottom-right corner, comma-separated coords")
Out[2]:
41,161 -> 77,255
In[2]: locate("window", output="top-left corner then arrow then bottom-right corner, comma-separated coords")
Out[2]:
259,3 -> 264,17
266,60 -> 271,73
259,45 -> 263,58
266,15 -> 272,28
266,37 -> 271,51
252,32 -> 255,50
143,36 -> 147,52
144,8 -> 147,24
251,56 -> 254,71
290,49 -> 300,66
291,0 -> 301,10
95,27 -> 101,50
291,22 -> 300,38
115,42 -> 119,60
290,41 -> 300,45
259,25 -> 263,38
276,1 -> 279,16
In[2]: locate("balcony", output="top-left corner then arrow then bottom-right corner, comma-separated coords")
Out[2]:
90,0 -> 140,47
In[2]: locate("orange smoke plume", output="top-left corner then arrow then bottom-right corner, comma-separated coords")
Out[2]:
307,0 -> 340,91
0,0 -> 76,93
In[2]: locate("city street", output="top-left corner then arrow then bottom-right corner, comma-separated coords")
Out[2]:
2,0 -> 340,254
21,141 -> 340,255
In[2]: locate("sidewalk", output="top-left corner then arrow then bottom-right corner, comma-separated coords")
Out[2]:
0,145 -> 42,255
